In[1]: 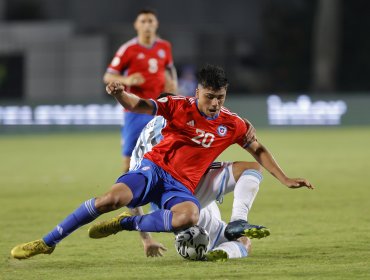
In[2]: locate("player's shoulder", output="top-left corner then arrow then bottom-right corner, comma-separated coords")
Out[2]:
156,38 -> 172,48
220,106 -> 246,125
116,38 -> 139,56
172,95 -> 195,106
165,95 -> 193,103
220,106 -> 240,119
157,95 -> 194,109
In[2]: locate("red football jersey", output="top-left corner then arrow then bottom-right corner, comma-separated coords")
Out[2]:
144,96 -> 251,193
106,37 -> 174,99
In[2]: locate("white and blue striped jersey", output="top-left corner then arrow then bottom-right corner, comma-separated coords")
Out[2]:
129,116 -> 167,171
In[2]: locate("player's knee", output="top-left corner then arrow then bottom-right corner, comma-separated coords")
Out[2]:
242,162 -> 263,174
172,210 -> 199,230
233,161 -> 263,181
252,162 -> 263,173
95,193 -> 121,212
187,210 -> 199,226
95,185 -> 131,213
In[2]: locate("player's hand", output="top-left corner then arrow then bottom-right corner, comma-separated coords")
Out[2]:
143,239 -> 167,257
284,178 -> 315,190
127,73 -> 145,86
106,81 -> 125,96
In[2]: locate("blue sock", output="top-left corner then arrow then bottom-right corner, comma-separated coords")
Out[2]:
120,209 -> 173,232
43,198 -> 100,246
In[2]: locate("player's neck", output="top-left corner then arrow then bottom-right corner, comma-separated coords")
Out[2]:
137,35 -> 157,48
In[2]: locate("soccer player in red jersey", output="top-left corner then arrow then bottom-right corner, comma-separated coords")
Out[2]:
11,65 -> 313,260
104,8 -> 177,172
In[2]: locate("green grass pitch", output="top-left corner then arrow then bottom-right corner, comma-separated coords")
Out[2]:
1,127 -> 369,279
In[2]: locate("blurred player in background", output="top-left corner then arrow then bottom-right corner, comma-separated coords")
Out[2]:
103,8 -> 177,172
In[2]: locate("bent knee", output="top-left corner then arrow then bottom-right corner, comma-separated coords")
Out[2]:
172,210 -> 199,230
95,184 -> 132,213
95,193 -> 121,212
233,161 -> 263,181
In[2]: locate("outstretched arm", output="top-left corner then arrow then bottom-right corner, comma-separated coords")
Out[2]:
103,72 -> 145,87
106,81 -> 155,114
246,141 -> 314,189
129,207 -> 167,257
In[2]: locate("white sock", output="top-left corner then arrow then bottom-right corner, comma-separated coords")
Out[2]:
213,241 -> 249,259
230,170 -> 262,222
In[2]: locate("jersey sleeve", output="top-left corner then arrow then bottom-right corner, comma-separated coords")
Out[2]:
106,44 -> 131,74
152,96 -> 187,121
234,116 -> 253,148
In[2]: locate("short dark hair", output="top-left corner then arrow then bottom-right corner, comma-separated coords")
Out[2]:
136,8 -> 157,18
196,64 -> 229,91
157,92 -> 176,99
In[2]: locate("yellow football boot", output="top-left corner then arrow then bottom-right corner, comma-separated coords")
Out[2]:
11,239 -> 55,260
88,212 -> 131,239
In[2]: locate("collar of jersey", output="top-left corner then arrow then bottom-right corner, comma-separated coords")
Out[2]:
195,100 -> 220,120
136,37 -> 158,49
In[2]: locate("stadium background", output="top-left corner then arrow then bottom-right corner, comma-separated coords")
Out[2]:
1,0 -> 369,279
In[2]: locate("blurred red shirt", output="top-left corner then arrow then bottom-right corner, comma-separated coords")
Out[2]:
106,37 -> 174,100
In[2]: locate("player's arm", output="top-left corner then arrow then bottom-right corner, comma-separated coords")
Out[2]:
103,72 -> 145,86
164,65 -> 178,93
129,207 -> 167,257
106,81 -> 154,114
245,140 -> 314,189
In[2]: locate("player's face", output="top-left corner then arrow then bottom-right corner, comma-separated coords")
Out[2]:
134,13 -> 158,38
196,85 -> 227,118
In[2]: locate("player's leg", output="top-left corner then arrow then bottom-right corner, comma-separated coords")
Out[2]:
121,112 -> 153,172
230,161 -> 263,221
207,237 -> 251,261
198,202 -> 251,261
98,200 -> 199,235
225,161 -> 270,240
89,159 -> 200,238
10,181 -> 135,259
168,200 -> 199,230
121,156 -> 131,174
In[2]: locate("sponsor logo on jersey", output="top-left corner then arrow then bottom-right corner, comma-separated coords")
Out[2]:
157,49 -> 166,58
137,52 -> 145,59
142,166 -> 151,171
217,125 -> 227,136
187,120 -> 195,127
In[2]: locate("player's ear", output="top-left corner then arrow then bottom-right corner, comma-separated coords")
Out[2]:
195,88 -> 199,98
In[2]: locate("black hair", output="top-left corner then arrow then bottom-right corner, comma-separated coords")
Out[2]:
196,64 -> 229,91
157,92 -> 176,99
136,8 -> 157,18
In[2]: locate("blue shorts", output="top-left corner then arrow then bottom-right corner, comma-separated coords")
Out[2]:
121,112 -> 154,157
115,158 -> 200,211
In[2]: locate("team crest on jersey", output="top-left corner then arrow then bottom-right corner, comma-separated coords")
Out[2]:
157,49 -> 166,58
157,97 -> 168,103
137,53 -> 145,59
217,125 -> 227,136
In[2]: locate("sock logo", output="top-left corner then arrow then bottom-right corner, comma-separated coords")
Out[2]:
57,225 -> 63,235
135,222 -> 141,232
